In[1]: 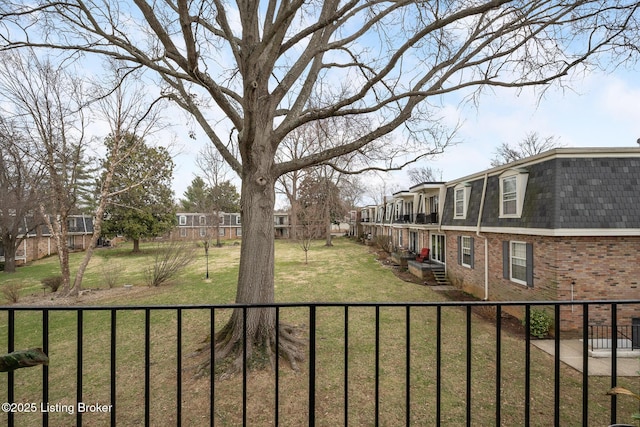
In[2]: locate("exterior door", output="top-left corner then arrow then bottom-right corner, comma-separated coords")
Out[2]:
431,234 -> 445,264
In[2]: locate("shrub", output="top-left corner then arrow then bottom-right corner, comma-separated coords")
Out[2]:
374,235 -> 393,253
100,262 -> 122,288
145,240 -> 196,287
41,275 -> 64,293
523,308 -> 552,338
1,283 -> 22,303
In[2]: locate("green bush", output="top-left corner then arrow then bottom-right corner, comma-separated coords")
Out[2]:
523,309 -> 552,338
41,275 -> 64,293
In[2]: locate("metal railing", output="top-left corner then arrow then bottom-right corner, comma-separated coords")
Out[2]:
2,300 -> 640,426
589,324 -> 640,350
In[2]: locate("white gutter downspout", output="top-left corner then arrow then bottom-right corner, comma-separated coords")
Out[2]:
477,174 -> 489,300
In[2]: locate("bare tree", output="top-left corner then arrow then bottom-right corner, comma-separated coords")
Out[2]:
196,144 -> 236,246
4,0 -> 639,371
0,119 -> 45,273
490,132 -> 563,167
73,62 -> 166,292
407,167 -> 443,186
0,50 -> 91,294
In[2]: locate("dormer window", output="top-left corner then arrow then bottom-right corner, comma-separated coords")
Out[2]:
454,184 -> 470,219
499,170 -> 529,218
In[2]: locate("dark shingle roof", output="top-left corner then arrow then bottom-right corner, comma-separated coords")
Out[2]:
443,156 -> 640,230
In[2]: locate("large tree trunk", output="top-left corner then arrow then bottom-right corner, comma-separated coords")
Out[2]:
210,173 -> 304,372
132,238 -> 140,253
1,235 -> 18,273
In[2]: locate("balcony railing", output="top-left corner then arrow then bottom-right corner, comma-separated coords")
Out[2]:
415,212 -> 439,224
2,300 -> 639,426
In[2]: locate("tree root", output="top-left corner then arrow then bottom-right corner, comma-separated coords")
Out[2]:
190,322 -> 306,379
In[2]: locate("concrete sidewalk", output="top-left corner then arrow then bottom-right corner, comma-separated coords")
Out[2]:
532,339 -> 640,376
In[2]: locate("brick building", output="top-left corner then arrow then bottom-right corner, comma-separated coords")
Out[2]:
353,147 -> 640,332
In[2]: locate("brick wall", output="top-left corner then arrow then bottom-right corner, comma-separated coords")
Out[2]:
446,231 -> 640,332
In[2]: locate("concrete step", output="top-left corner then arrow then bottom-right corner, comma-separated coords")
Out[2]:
432,270 -> 451,286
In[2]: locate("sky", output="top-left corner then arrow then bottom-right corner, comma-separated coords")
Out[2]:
171,65 -> 640,207
421,68 -> 640,185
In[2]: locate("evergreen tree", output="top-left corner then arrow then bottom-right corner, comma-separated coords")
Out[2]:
101,134 -> 176,252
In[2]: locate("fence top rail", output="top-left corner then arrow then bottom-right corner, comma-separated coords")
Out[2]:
1,300 -> 640,312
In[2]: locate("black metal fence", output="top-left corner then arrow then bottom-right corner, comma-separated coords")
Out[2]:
589,324 -> 640,350
2,300 -> 640,426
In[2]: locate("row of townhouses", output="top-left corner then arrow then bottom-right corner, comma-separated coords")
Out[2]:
0,214 -> 97,265
2,209 -> 291,266
169,211 -> 291,241
349,147 -> 640,332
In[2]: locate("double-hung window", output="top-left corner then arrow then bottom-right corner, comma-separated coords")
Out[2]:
503,240 -> 533,287
458,236 -> 473,268
502,176 -> 517,215
510,242 -> 527,284
461,236 -> 472,267
454,188 -> 465,218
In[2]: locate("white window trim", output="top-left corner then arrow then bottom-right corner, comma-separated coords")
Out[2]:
454,184 -> 471,219
499,170 -> 529,218
179,228 -> 187,237
199,215 -> 206,225
461,236 -> 472,268
510,241 -> 528,286
179,215 -> 187,225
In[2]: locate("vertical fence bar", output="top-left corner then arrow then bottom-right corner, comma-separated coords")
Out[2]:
436,306 -> 442,427
375,305 -> 380,427
610,302 -> 618,425
554,304 -> 560,427
176,308 -> 182,427
110,309 -> 117,426
582,304 -> 589,426
7,309 -> 14,427
466,305 -> 472,427
145,308 -> 151,427
309,305 -> 316,427
405,306 -> 411,426
344,306 -> 349,427
524,305 -> 531,426
495,305 -> 502,426
242,307 -> 247,427
42,309 -> 49,427
77,309 -> 84,427
209,308 -> 215,427
275,307 -> 280,427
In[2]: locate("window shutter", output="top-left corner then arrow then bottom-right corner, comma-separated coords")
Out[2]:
502,241 -> 509,279
470,237 -> 475,269
526,243 -> 534,287
457,236 -> 462,265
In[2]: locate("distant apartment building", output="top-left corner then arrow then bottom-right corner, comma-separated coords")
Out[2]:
170,211 -> 292,240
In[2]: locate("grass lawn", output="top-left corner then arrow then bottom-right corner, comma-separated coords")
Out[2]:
0,237 -> 637,426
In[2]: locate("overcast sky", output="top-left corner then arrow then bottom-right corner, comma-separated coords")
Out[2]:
171,66 -> 640,207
